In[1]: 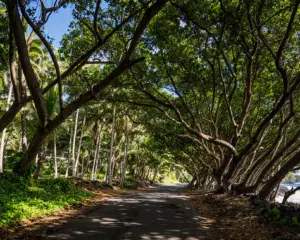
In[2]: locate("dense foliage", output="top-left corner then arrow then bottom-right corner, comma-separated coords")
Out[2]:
0,1 -> 300,227
0,173 -> 91,226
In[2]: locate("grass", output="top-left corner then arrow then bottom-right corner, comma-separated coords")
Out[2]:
0,172 -> 92,227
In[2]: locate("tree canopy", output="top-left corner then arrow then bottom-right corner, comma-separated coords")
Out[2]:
0,0 -> 300,201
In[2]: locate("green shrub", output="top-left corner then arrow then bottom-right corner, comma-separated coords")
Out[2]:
0,172 -> 91,227
123,181 -> 138,190
263,207 -> 300,228
4,150 -> 35,177
291,217 -> 300,227
270,207 -> 281,220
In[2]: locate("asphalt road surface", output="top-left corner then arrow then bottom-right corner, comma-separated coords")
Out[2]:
46,184 -> 211,240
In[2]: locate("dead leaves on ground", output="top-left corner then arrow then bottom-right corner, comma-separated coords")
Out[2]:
187,192 -> 279,240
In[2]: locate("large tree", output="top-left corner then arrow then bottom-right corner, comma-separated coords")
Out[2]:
1,0 -> 169,173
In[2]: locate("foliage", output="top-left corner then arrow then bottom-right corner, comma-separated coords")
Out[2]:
264,207 -> 300,228
122,180 -> 138,190
0,173 -> 91,227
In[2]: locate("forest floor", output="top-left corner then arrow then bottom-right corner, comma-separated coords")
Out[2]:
187,191 -> 300,240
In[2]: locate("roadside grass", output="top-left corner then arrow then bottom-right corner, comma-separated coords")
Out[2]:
0,172 -> 92,227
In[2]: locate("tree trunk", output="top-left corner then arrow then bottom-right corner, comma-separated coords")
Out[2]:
81,154 -> 85,178
6,2 -> 48,127
21,109 -> 28,151
146,168 -> 151,181
65,126 -> 73,178
0,84 -> 13,173
259,151 -> 300,199
91,126 -> 101,180
120,118 -> 129,187
53,133 -> 58,179
83,152 -> 91,177
33,150 -> 45,179
94,126 -> 103,180
282,186 -> 300,205
106,107 -> 116,186
74,115 -> 85,177
14,0 -> 168,174
188,175 -> 197,189
152,168 -> 158,182
72,109 -> 79,177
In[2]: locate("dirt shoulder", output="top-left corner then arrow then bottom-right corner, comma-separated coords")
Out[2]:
186,191 -> 300,240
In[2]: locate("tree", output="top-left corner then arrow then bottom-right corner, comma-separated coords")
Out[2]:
1,0 -> 169,174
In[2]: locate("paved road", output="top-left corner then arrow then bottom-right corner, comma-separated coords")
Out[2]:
46,184 -> 210,240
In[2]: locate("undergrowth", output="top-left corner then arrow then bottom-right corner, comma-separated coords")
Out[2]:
0,172 -> 91,227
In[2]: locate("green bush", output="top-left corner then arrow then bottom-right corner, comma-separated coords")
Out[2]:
123,181 -> 138,190
291,217 -> 300,227
4,150 -> 35,177
0,172 -> 91,227
264,207 -> 300,228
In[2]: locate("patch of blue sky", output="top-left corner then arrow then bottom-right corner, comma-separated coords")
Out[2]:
43,1 -> 109,47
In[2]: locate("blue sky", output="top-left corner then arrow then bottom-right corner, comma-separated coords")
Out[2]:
44,5 -> 74,47
44,2 -> 108,48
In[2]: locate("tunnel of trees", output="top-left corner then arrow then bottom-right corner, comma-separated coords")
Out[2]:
1,0 -> 300,202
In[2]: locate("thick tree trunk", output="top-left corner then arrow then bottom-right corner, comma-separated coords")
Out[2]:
6,2 -> 48,127
0,84 -> 13,173
14,0 -> 168,174
18,128 -> 49,173
259,151 -> 300,199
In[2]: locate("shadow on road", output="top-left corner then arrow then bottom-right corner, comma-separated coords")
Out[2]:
46,184 -> 214,240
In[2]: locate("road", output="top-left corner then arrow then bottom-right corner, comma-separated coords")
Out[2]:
46,184 -> 211,240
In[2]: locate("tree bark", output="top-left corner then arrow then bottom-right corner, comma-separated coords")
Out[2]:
94,126 -> 103,180
53,133 -> 58,179
74,115 -> 85,177
72,109 -> 79,177
33,150 -> 45,179
21,109 -> 28,151
152,168 -> 159,182
65,126 -> 73,178
91,126 -> 101,180
259,151 -> 300,199
106,107 -> 116,186
6,2 -> 48,127
0,84 -> 13,173
15,0 -> 169,174
282,186 -> 300,205
120,117 -> 129,187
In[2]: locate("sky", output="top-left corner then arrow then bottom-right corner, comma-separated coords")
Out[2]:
43,2 -> 108,48
44,5 -> 74,48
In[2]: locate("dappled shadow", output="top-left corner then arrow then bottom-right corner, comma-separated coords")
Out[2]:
46,184 -> 215,240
